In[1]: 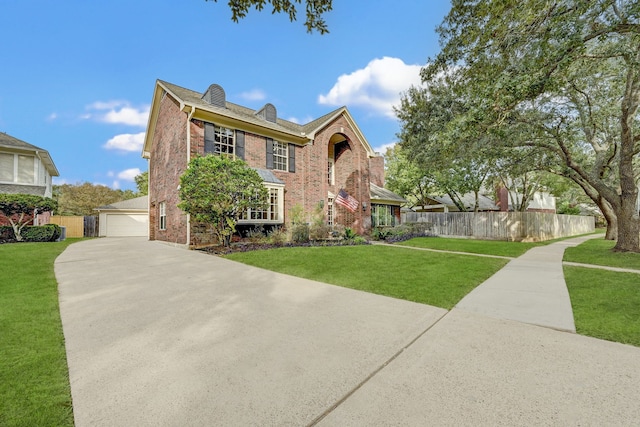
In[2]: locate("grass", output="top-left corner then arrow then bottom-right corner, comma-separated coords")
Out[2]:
564,266 -> 640,347
396,236 -> 544,258
0,239 -> 78,427
564,237 -> 640,270
226,245 -> 508,309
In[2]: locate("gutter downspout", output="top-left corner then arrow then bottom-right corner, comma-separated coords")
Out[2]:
185,105 -> 196,247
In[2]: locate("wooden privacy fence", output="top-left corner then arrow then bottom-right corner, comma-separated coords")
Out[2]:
402,211 -> 595,242
49,216 -> 98,238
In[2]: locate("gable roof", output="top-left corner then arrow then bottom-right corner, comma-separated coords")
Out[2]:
370,183 -> 406,204
142,80 -> 375,158
0,132 -> 59,176
426,193 -> 499,211
95,195 -> 148,212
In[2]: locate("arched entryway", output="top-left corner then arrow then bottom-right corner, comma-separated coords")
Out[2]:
326,133 -> 367,233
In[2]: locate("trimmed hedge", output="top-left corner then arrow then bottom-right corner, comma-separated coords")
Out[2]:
0,224 -> 61,243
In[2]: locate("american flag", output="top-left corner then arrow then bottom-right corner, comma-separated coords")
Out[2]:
335,189 -> 358,212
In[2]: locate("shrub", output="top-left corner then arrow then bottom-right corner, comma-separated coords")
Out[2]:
291,223 -> 310,243
0,226 -> 15,243
246,226 -> 266,243
21,225 -> 59,242
309,202 -> 331,240
372,227 -> 392,241
343,227 -> 357,241
267,227 -> 288,246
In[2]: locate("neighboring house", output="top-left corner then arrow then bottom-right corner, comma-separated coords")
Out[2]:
95,196 -> 149,237
496,187 -> 557,213
415,193 -> 499,212
0,132 -> 59,226
142,80 -> 403,247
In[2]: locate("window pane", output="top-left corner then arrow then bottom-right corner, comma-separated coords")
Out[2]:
17,155 -> 34,183
273,141 -> 287,171
0,153 -> 13,182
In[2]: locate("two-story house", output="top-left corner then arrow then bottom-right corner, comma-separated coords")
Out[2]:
0,132 -> 59,225
142,80 -> 404,247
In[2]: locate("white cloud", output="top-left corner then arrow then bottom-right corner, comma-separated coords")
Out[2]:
111,180 -> 120,189
86,101 -> 150,127
318,57 -> 423,118
239,89 -> 267,101
103,132 -> 146,152
374,142 -> 397,154
117,168 -> 142,181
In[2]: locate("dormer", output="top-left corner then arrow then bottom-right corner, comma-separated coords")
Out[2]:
202,84 -> 226,108
255,103 -> 277,123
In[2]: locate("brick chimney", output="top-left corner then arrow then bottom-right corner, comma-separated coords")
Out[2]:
369,155 -> 385,187
496,186 -> 509,211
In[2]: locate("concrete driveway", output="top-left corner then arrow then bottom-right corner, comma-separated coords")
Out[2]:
56,238 -> 640,426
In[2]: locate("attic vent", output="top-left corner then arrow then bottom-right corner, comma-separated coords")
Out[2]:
202,84 -> 226,108
256,103 -> 277,123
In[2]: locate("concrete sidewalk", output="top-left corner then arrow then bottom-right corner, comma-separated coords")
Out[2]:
56,237 -> 640,426
455,234 -> 603,332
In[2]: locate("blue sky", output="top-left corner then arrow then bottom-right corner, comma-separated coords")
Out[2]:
0,0 -> 450,191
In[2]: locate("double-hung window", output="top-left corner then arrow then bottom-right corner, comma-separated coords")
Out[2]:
0,153 -> 35,184
204,122 -> 235,157
272,141 -> 287,171
159,202 -> 166,230
266,138 -> 295,172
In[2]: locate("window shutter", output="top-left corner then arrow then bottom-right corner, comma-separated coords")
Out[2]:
204,122 -> 215,154
236,131 -> 245,160
266,138 -> 274,169
288,144 -> 296,173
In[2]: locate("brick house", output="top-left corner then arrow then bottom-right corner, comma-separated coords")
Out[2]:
142,80 -> 404,247
0,132 -> 59,226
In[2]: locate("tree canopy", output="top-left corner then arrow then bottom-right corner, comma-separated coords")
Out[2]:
0,193 -> 57,241
209,0 -> 333,33
178,155 -> 268,246
53,183 -> 138,216
399,0 -> 640,251
134,171 -> 148,196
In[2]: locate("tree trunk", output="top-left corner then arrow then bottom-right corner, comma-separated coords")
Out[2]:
613,193 -> 640,252
599,199 -> 618,240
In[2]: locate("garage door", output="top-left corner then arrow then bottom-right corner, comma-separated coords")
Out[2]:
106,214 -> 148,237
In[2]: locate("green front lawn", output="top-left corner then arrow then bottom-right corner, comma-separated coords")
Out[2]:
564,237 -> 640,270
397,236 -> 543,258
564,266 -> 640,347
0,240 -> 77,427
226,245 -> 508,309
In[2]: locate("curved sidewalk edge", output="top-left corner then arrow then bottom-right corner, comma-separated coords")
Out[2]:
455,234 -> 603,332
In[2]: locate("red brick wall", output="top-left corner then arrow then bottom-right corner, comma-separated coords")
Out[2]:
369,156 -> 385,187
148,94 -> 189,245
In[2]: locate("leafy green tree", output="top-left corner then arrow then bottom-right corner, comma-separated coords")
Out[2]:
209,0 -> 333,33
53,183 -> 137,216
384,145 -> 437,209
413,0 -> 640,251
0,194 -> 57,241
178,155 -> 268,247
134,171 -> 148,196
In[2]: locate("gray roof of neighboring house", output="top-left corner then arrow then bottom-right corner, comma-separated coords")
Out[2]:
430,193 -> 499,211
0,183 -> 46,196
95,196 -> 148,211
0,132 -> 60,176
370,183 -> 406,204
159,80 -> 346,140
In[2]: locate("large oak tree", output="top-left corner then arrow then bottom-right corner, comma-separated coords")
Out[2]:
407,0 -> 640,252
